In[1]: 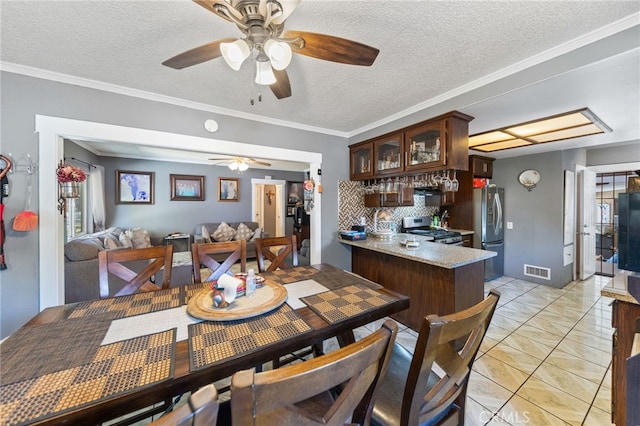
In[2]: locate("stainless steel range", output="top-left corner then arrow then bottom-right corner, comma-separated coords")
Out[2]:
402,216 -> 463,245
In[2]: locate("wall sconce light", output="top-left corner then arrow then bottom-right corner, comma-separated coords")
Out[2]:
518,169 -> 541,191
266,190 -> 275,205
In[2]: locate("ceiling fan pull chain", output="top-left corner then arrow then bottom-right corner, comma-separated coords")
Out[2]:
250,55 -> 256,105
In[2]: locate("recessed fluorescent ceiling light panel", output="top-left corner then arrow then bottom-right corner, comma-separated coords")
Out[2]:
468,108 -> 611,153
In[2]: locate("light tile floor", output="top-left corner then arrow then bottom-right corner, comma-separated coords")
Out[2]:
351,274 -> 615,426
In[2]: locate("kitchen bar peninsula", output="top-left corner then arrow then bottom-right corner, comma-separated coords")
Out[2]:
339,233 -> 496,331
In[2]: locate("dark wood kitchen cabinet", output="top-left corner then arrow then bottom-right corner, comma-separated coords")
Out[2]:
349,143 -> 374,180
470,155 -> 494,178
405,111 -> 474,173
364,186 -> 414,207
611,297 -> 640,425
348,111 -> 474,181
373,132 -> 404,176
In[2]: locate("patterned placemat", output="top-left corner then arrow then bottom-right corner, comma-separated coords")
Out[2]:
189,304 -> 312,371
300,285 -> 397,324
68,287 -> 181,319
0,313 -> 114,385
311,268 -> 382,291
184,282 -> 211,304
261,266 -> 320,285
0,329 -> 176,426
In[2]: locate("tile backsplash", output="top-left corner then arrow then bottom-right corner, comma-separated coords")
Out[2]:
338,181 -> 438,232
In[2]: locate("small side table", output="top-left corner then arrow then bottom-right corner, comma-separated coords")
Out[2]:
164,233 -> 191,253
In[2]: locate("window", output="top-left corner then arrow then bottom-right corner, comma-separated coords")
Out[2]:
64,178 -> 89,242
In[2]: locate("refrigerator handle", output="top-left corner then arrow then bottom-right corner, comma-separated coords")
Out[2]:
495,192 -> 503,234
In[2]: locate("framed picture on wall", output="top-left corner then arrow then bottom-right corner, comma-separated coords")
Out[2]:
116,170 -> 154,204
170,174 -> 205,201
287,181 -> 303,205
218,177 -> 239,202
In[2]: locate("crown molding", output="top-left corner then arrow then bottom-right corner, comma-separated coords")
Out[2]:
0,62 -> 348,138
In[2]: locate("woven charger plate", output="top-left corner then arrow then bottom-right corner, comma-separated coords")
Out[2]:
187,280 -> 288,321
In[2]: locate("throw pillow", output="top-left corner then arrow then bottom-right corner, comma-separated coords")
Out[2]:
234,223 -> 254,241
119,232 -> 133,248
65,239 -> 102,261
126,227 -> 151,248
103,234 -> 121,250
201,225 -> 212,243
212,222 -> 236,242
249,227 -> 262,242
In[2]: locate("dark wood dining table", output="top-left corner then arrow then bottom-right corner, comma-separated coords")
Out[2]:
0,264 -> 409,425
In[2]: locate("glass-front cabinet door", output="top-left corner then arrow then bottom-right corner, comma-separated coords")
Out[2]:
349,143 -> 374,180
405,121 -> 446,172
373,132 -> 404,176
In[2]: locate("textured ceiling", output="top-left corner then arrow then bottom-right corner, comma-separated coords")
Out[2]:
1,1 -> 639,164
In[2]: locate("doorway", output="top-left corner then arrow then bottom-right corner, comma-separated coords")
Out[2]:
251,179 -> 285,237
37,115 -> 322,308
586,162 -> 640,281
594,171 -> 636,277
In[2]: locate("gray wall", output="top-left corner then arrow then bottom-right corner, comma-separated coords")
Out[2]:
587,141 -> 640,166
1,71 -> 348,338
492,151 -> 572,287
101,157 -> 303,237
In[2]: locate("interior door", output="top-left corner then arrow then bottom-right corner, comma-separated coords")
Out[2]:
254,184 -> 264,228
578,168 -> 597,280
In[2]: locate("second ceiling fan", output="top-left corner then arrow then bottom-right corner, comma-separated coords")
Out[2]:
163,0 -> 379,100
209,156 -> 271,171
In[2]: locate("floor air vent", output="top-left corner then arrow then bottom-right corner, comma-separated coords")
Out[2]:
524,264 -> 551,280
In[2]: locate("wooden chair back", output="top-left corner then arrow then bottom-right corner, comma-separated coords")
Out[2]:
98,245 -> 174,299
149,384 -> 218,426
231,320 -> 398,425
401,290 -> 500,425
254,235 -> 297,272
191,240 -> 247,283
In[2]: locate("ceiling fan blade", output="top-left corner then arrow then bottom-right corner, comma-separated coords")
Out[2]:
193,0 -> 243,22
163,38 -> 237,69
284,30 -> 379,66
247,159 -> 272,167
270,69 -> 292,99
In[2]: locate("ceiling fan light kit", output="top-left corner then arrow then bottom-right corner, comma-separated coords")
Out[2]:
164,0 -> 379,100
220,39 -> 251,70
264,38 -> 292,70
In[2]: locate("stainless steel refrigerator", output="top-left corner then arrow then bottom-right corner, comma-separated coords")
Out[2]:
473,186 -> 504,280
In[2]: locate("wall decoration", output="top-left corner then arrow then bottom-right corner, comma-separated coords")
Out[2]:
218,177 -> 239,202
170,174 -> 204,201
116,170 -> 154,204
287,181 -> 303,205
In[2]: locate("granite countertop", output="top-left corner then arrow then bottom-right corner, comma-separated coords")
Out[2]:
338,232 -> 495,269
601,269 -> 640,304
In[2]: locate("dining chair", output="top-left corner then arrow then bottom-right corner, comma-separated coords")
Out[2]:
231,319 -> 398,426
254,235 -> 298,272
150,384 -> 219,426
371,290 -> 500,426
98,245 -> 174,298
192,240 -> 247,283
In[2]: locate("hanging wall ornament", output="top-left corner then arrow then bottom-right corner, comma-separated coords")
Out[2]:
303,178 -> 315,212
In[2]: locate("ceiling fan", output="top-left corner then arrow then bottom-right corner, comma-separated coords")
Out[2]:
209,156 -> 271,171
162,0 -> 379,100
